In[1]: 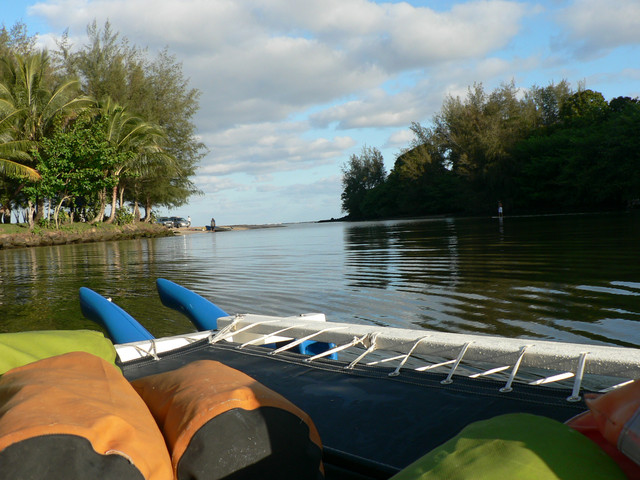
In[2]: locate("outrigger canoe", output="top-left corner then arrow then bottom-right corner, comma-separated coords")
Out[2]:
77,279 -> 640,479
1,278 -> 639,479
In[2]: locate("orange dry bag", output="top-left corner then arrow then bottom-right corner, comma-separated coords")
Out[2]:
0,351 -> 172,480
567,379 -> 640,478
132,359 -> 324,480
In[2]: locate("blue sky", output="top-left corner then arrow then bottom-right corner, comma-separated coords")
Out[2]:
3,0 -> 639,226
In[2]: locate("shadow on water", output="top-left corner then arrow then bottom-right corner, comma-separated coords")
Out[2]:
1,212 -> 639,347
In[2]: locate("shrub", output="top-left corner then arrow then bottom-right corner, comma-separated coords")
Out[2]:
114,207 -> 134,225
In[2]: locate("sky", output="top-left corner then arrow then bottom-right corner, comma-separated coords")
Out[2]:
2,0 -> 640,226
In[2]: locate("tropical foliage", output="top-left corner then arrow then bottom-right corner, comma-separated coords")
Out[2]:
341,81 -> 640,219
0,21 -> 203,227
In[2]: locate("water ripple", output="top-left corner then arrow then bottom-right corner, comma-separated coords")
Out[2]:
1,214 -> 639,347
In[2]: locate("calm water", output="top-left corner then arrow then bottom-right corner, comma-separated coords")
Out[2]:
1,213 -> 639,347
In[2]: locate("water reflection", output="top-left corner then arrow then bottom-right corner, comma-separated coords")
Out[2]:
340,214 -> 640,346
1,213 -> 639,347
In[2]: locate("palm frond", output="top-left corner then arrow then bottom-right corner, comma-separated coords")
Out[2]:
0,158 -> 40,181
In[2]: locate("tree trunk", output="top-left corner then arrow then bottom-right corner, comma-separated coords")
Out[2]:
105,184 -> 118,224
133,201 -> 141,222
34,197 -> 44,223
90,189 -> 107,224
53,196 -> 71,229
27,200 -> 36,228
143,197 -> 153,222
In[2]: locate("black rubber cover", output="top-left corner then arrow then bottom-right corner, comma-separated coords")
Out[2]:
0,435 -> 144,479
178,407 -> 323,480
122,340 -> 588,478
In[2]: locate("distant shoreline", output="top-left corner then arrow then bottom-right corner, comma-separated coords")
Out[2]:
0,222 -> 288,249
4,211 -> 633,248
173,224 -> 286,235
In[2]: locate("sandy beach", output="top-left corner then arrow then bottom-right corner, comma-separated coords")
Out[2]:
172,224 -> 285,235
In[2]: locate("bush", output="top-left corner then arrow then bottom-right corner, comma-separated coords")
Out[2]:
37,218 -> 54,229
114,207 -> 134,225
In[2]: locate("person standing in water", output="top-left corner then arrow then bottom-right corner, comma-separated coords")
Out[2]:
498,201 -> 503,218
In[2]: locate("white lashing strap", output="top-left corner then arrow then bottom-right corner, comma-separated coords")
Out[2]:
599,379 -> 635,393
441,342 -> 471,385
133,339 -> 159,360
367,354 -> 405,366
208,318 -> 279,344
469,365 -> 511,378
269,326 -> 348,355
208,318 -> 240,344
567,352 -> 589,402
500,345 -> 530,393
530,372 -> 575,385
345,333 -> 379,370
415,359 -> 456,372
306,334 -> 368,362
389,336 -> 431,377
237,326 -> 298,349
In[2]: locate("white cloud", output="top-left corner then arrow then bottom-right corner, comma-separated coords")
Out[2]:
31,0 -> 529,130
386,129 -> 415,150
198,121 -> 356,177
193,175 -> 250,194
556,0 -> 640,58
253,0 -> 528,69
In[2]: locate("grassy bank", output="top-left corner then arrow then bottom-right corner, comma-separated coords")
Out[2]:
0,222 -> 174,250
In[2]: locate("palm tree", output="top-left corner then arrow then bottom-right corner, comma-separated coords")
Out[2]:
95,99 -> 174,223
0,52 -> 91,141
0,132 -> 38,180
0,51 -> 92,224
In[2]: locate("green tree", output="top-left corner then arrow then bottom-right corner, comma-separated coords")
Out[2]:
0,21 -> 37,57
0,23 -> 44,222
341,146 -> 386,219
55,22 -> 204,219
94,99 -> 169,224
431,82 -> 540,211
526,80 -> 572,127
559,89 -> 608,123
54,21 -> 143,104
512,92 -> 640,211
340,81 -> 638,219
385,124 -> 465,216
27,114 -> 120,227
124,48 -> 203,218
0,116 -> 38,180
0,51 -> 91,225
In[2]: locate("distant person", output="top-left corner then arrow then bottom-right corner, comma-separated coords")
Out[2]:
498,201 -> 503,218
210,218 -> 216,230
187,216 -> 191,226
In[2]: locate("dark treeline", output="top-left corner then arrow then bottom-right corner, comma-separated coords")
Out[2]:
341,81 -> 640,219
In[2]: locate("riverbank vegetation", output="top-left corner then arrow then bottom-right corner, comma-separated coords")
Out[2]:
341,81 -> 640,219
0,21 -> 203,228
0,221 -> 173,250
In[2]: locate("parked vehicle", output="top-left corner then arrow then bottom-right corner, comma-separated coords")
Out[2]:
170,216 -> 190,228
155,216 -> 174,228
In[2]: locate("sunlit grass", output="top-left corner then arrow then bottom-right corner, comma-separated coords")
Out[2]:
0,222 -> 164,235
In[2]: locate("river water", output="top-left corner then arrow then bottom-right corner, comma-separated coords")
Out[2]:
1,213 -> 639,347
